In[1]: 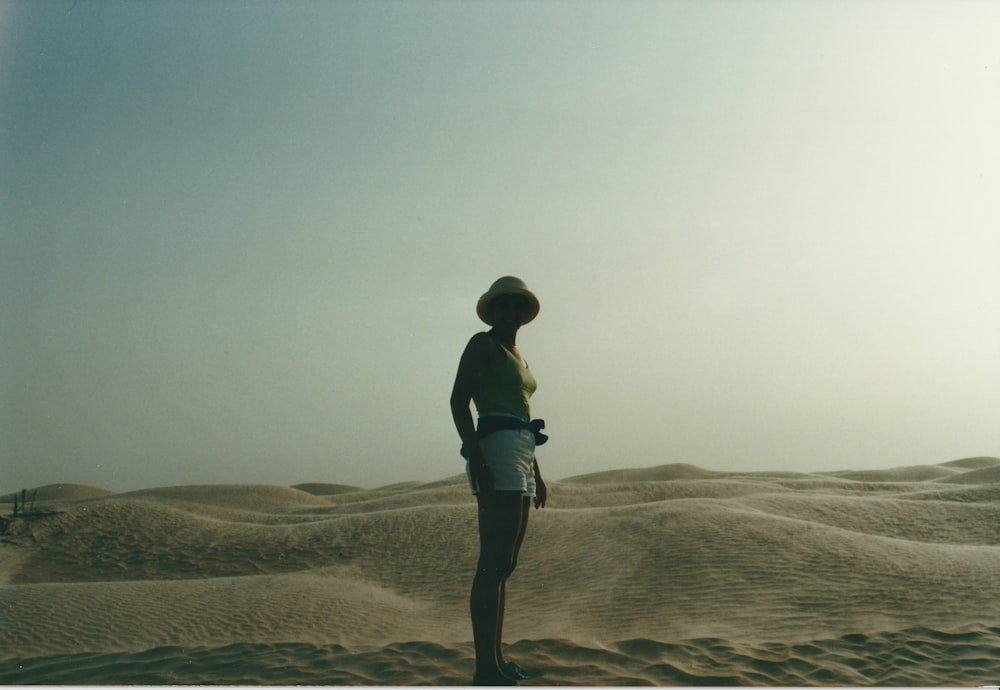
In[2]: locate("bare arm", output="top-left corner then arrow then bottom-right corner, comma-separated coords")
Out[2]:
450,333 -> 496,488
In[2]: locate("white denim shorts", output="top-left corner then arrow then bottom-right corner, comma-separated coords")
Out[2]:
466,427 -> 537,497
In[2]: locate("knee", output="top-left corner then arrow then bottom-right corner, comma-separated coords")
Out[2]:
504,557 -> 518,578
477,557 -> 516,581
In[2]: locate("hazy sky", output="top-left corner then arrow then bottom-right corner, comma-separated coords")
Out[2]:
3,0 -> 998,493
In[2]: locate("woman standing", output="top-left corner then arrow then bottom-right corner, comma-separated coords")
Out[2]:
450,276 -> 548,686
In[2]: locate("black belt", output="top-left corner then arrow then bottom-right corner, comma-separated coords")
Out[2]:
460,416 -> 548,459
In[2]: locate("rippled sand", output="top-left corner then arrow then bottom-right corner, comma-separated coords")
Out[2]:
3,457 -> 1000,685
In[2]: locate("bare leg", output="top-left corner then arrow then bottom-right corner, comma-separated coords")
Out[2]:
495,495 -> 531,670
471,491 -> 526,685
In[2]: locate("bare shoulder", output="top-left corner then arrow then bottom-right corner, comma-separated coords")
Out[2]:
460,331 -> 504,368
465,331 -> 494,353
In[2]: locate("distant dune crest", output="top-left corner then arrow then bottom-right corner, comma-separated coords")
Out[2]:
293,482 -> 364,496
562,462 -> 719,484
0,483 -> 115,504
3,458 -> 1000,685
938,455 -> 1000,470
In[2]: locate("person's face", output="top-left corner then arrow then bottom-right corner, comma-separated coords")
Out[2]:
490,294 -> 529,330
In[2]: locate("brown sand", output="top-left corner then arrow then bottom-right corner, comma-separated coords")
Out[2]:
3,458 -> 1000,685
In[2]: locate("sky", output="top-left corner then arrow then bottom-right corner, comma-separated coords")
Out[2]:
2,0 -> 998,493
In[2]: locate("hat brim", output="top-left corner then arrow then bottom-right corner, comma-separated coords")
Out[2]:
476,288 -> 540,326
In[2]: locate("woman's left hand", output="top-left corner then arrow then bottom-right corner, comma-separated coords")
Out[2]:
533,477 -> 547,509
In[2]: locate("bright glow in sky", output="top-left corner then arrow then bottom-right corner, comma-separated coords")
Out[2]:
3,0 -> 998,492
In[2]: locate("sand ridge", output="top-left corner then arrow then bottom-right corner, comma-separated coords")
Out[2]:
7,627 -> 1000,685
2,457 -> 1000,684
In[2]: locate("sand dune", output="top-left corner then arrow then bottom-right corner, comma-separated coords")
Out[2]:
1,482 -> 116,504
939,455 -> 1000,470
3,457 -> 1000,685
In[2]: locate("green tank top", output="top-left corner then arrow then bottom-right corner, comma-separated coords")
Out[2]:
472,341 -> 537,421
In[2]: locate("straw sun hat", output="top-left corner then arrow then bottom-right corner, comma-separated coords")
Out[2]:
476,276 -> 540,326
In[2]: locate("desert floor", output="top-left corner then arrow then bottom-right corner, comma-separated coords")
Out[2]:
3,457 -> 1000,685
